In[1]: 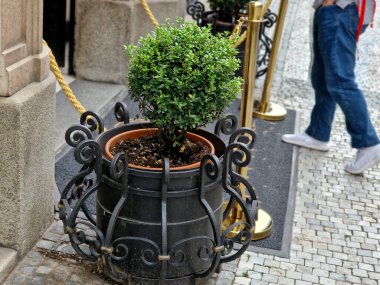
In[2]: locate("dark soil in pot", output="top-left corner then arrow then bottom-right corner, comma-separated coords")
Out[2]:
110,132 -> 211,168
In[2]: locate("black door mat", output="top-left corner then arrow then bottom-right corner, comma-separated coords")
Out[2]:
247,109 -> 299,258
218,101 -> 299,258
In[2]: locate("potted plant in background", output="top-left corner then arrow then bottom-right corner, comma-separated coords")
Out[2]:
187,0 -> 276,77
208,0 -> 251,72
60,18 -> 258,285
207,0 -> 249,27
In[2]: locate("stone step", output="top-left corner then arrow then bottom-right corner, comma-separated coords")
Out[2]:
55,79 -> 128,160
0,248 -> 17,284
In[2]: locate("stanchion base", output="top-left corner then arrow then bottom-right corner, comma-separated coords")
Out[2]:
253,103 -> 287,121
252,209 -> 273,241
221,208 -> 273,241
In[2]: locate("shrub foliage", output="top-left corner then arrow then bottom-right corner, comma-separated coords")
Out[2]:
126,20 -> 242,147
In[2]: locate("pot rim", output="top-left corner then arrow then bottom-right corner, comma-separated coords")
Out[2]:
104,128 -> 215,171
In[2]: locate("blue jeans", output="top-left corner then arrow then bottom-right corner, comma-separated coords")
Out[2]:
305,4 -> 379,148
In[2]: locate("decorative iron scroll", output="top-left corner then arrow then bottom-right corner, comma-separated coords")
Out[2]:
186,0 -> 205,25
256,10 -> 277,78
80,111 -> 104,135
114,102 -> 130,125
59,103 -> 259,284
186,0 -> 278,78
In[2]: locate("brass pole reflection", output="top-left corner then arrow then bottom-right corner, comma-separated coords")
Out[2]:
234,1 -> 273,241
228,2 -> 263,229
240,2 -> 262,128
253,0 -> 288,121
237,2 -> 262,223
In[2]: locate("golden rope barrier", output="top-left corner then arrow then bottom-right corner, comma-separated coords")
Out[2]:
140,0 -> 159,27
43,40 -> 87,115
232,31 -> 247,49
230,17 -> 247,49
230,17 -> 245,39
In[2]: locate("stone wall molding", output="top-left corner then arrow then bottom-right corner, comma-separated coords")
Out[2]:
0,0 -> 49,97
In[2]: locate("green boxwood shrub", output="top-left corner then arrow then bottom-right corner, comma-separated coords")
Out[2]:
126,19 -> 242,147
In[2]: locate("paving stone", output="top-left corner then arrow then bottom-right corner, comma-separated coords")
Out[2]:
301,273 -> 319,284
295,281 -> 311,285
312,268 -> 329,278
353,268 -> 369,278
234,276 -> 251,285
5,274 -> 26,285
361,278 -> 378,285
36,240 -> 55,251
27,276 -> 46,285
319,277 -> 336,285
215,277 -> 233,285
42,232 -> 63,242
261,273 -> 278,283
218,270 -> 235,280
35,266 -> 53,275
249,280 -> 269,285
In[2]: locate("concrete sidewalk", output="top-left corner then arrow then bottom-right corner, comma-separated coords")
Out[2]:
2,0 -> 380,284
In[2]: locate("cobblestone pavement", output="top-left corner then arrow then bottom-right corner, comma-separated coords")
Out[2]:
4,1 -> 380,284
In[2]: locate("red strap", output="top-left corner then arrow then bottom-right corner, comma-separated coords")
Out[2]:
357,0 -> 367,42
371,0 -> 376,28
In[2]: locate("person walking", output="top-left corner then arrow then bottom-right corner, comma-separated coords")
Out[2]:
282,0 -> 380,174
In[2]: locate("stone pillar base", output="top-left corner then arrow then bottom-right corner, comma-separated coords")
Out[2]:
0,73 -> 56,256
74,0 -> 185,84
0,248 -> 17,284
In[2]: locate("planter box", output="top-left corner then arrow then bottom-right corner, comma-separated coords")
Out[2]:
59,105 -> 258,284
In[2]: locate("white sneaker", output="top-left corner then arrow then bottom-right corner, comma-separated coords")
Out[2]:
345,143 -> 380,174
281,133 -> 330,151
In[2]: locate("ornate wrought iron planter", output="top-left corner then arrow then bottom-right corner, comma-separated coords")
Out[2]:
59,103 -> 259,284
186,0 -> 277,78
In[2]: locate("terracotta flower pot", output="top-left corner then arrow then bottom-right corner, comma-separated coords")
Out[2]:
104,128 -> 215,171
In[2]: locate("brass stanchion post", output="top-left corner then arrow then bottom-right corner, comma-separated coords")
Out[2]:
261,0 -> 273,18
238,1 -> 273,241
253,0 -> 288,121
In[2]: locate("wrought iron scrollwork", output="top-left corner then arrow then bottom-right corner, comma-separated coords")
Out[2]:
160,158 -> 170,283
257,9 -> 277,78
194,154 -> 222,277
114,102 -> 130,124
219,128 -> 259,263
65,125 -> 93,147
229,127 -> 256,150
214,114 -> 238,136
61,126 -> 101,226
80,111 -> 104,135
59,136 -> 103,261
59,106 -> 260,284
186,0 -> 205,25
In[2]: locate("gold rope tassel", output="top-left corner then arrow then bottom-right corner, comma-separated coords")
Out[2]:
43,40 -> 87,115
